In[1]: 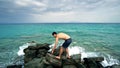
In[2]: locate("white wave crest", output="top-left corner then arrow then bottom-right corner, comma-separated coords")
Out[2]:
17,42 -> 36,56
68,46 -> 119,67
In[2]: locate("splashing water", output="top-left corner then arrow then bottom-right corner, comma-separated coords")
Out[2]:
70,46 -> 119,67
17,42 -> 36,56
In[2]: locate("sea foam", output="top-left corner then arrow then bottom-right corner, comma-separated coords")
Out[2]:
17,42 -> 36,56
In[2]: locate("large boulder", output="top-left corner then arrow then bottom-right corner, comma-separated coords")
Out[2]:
24,43 -> 50,63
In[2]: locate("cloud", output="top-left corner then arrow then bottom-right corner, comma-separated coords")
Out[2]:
0,0 -> 120,23
29,11 -> 76,22
15,0 -> 46,7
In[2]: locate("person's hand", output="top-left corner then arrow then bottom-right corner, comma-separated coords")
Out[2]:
51,50 -> 54,54
51,49 -> 54,54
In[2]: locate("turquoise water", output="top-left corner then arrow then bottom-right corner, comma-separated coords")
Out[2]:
0,23 -> 120,67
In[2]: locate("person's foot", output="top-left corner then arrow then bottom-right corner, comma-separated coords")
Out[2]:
56,56 -> 60,59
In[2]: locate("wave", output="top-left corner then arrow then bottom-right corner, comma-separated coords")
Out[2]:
17,42 -> 36,56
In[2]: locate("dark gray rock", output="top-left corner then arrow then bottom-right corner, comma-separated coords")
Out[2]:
24,58 -> 46,68
63,65 -> 77,68
84,57 -> 104,68
46,53 -> 62,67
24,49 -> 36,63
71,54 -> 81,63
36,43 -> 50,50
83,57 -> 104,62
7,65 -> 22,68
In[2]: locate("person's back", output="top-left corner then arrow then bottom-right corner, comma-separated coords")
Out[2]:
57,33 -> 70,40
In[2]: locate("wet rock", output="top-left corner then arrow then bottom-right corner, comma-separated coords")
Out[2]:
37,49 -> 48,58
23,43 -> 109,68
83,57 -> 104,62
25,58 -> 46,68
71,54 -> 81,63
24,49 -> 36,63
63,65 -> 77,68
36,43 -> 50,50
84,57 -> 104,68
46,53 -> 62,67
105,65 -> 120,68
7,65 -> 22,68
24,43 -> 50,63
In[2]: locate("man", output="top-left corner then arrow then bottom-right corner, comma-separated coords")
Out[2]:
51,32 -> 72,59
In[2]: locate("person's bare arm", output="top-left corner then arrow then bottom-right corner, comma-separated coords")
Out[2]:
52,37 -> 59,54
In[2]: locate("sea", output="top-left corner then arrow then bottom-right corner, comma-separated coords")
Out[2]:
0,23 -> 120,68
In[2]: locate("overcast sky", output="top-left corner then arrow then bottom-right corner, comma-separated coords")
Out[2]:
0,0 -> 120,23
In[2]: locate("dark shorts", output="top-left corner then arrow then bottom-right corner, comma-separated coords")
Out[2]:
62,38 -> 72,48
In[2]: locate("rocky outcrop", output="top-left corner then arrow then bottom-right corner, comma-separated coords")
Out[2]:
23,43 -> 105,68
7,43 -> 119,68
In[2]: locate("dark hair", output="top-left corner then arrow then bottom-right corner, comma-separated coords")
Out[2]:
52,32 -> 57,35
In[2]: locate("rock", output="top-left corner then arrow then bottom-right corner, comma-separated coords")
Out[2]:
24,49 -> 37,63
105,65 -> 120,68
46,65 -> 54,68
25,58 -> 46,68
83,57 -> 104,62
37,49 -> 48,58
62,58 -> 85,68
76,63 -> 86,68
84,57 -> 104,68
71,54 -> 81,63
36,43 -> 50,50
63,65 -> 77,68
46,53 -> 62,67
23,43 -> 107,68
24,43 -> 50,63
62,59 -> 76,65
8,42 -> 110,68
28,45 -> 38,50
7,65 -> 22,68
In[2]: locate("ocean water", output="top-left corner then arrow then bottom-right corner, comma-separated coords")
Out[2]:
0,23 -> 120,67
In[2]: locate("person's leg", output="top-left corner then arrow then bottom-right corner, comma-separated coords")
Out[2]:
56,46 -> 64,59
66,48 -> 70,58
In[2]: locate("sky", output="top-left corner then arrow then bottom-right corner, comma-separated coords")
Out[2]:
0,0 -> 120,23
